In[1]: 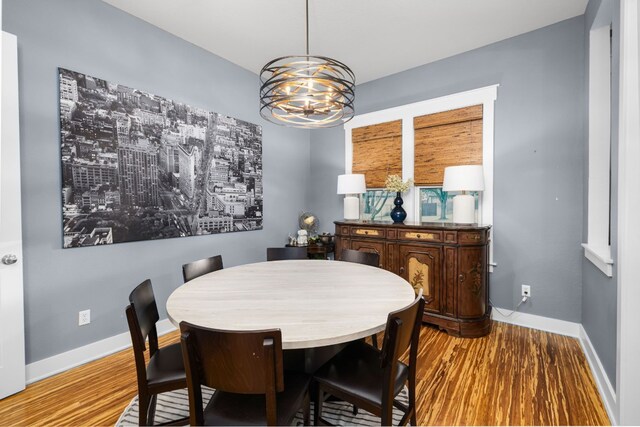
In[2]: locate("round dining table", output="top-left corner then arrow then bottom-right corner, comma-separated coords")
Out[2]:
167,260 -> 415,370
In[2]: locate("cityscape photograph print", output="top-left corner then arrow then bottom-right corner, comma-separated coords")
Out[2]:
59,68 -> 263,248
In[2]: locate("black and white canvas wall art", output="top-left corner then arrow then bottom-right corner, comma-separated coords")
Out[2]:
59,68 -> 263,248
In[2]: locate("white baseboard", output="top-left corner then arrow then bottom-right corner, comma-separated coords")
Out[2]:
25,319 -> 177,384
579,325 -> 618,425
492,306 -> 581,337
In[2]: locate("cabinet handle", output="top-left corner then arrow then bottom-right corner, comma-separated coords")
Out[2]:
400,267 -> 405,274
459,273 -> 465,283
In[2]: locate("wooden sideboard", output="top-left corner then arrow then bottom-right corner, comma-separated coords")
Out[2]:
334,220 -> 492,338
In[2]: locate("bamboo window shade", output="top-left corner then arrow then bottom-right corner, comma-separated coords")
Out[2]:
413,105 -> 483,186
351,120 -> 402,188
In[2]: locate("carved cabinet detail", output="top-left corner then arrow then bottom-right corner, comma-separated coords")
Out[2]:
398,245 -> 441,315
335,221 -> 491,338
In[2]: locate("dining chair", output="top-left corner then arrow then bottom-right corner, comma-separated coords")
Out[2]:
340,248 -> 380,267
313,292 -> 425,426
340,248 -> 382,348
125,279 -> 187,426
266,247 -> 308,261
179,322 -> 311,426
182,254 -> 223,282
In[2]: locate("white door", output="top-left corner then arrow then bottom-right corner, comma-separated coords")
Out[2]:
0,31 -> 26,400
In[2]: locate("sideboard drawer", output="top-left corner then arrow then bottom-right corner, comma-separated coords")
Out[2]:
398,229 -> 442,243
458,231 -> 485,244
350,227 -> 384,238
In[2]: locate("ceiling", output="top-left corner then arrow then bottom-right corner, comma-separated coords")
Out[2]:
102,0 -> 588,84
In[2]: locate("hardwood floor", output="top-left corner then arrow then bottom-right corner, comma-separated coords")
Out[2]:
0,322 -> 609,426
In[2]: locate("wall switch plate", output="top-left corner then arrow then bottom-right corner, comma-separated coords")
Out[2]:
79,309 -> 91,326
521,284 -> 531,298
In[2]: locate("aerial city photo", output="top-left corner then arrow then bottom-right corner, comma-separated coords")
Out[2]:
59,68 -> 263,248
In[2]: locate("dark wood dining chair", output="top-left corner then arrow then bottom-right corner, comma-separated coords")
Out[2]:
182,254 -> 223,282
313,292 -> 425,426
340,248 -> 382,348
180,322 -> 311,426
266,247 -> 308,261
125,279 -> 188,426
340,248 -> 380,268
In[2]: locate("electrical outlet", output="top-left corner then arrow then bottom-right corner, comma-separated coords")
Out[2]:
521,284 -> 531,298
79,309 -> 91,326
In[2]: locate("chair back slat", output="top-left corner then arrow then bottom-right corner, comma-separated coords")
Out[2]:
180,321 -> 284,394
266,247 -> 308,261
340,248 -> 380,267
380,291 -> 425,368
182,255 -> 224,282
128,279 -> 159,351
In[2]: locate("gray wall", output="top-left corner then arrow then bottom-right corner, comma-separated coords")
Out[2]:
4,0 -> 310,364
581,0 -> 618,388
309,17 -> 586,323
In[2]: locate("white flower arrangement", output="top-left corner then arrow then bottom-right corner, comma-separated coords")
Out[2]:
384,174 -> 413,193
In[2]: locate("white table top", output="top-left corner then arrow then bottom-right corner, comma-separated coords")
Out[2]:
166,260 -> 415,350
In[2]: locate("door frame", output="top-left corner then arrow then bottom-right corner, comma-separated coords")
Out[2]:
0,30 -> 26,400
615,0 -> 640,424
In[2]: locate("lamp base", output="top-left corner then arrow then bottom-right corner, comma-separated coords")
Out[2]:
452,194 -> 475,224
343,196 -> 360,220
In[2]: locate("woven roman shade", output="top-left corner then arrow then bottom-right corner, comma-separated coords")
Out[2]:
413,105 -> 483,186
351,120 -> 402,188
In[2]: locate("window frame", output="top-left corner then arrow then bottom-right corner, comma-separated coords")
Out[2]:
344,85 -> 498,271
583,19 -> 614,277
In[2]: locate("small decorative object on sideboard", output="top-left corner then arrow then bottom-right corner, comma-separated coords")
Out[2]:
384,175 -> 413,224
318,232 -> 335,246
297,229 -> 308,246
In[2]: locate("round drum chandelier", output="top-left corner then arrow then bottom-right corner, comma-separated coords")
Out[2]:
259,0 -> 355,129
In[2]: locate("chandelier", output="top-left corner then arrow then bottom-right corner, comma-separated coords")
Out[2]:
259,0 -> 355,129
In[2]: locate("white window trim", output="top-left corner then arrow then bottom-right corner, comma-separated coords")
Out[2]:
584,15 -> 614,277
344,85 -> 498,271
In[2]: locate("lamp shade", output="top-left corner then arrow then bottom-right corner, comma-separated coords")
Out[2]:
442,165 -> 485,192
337,174 -> 366,194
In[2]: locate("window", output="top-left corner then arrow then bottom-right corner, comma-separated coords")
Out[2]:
344,85 -> 497,270
582,20 -> 614,277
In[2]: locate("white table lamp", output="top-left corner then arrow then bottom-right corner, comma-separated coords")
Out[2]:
442,165 -> 484,224
337,174 -> 366,220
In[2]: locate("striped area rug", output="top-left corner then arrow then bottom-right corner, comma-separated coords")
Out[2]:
116,386 -> 409,426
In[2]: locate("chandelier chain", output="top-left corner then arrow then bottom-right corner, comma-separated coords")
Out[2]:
306,0 -> 309,55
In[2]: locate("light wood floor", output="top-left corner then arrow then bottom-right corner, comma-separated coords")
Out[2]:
0,322 -> 609,426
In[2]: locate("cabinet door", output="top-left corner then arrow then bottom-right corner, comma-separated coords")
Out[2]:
398,245 -> 442,314
457,246 -> 487,319
350,239 -> 385,268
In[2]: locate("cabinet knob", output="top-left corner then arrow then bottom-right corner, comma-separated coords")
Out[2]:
416,234 -> 421,238
459,273 -> 465,283
400,267 -> 405,274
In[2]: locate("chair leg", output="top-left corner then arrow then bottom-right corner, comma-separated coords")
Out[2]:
409,377 -> 417,426
314,386 -> 323,426
352,404 -> 359,415
371,333 -> 378,349
147,394 -> 158,426
303,390 -> 310,426
381,405 -> 393,427
138,393 -> 150,426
